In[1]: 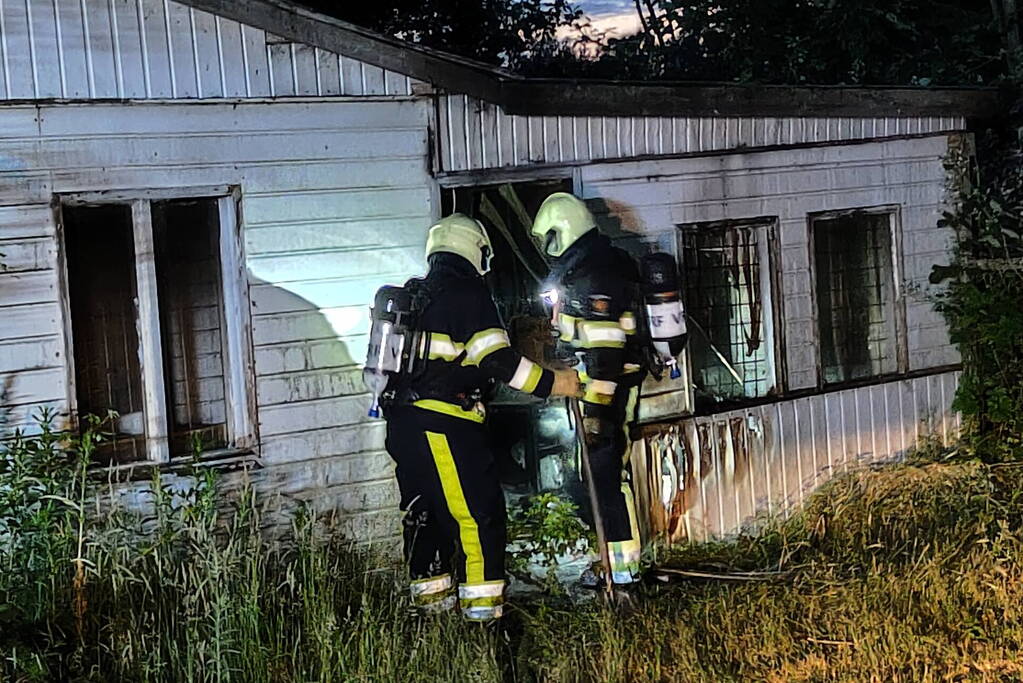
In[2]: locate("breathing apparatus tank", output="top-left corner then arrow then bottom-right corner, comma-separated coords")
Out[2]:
640,253 -> 688,380
362,284 -> 421,418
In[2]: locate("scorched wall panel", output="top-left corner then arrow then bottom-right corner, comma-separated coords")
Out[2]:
579,136 -> 959,412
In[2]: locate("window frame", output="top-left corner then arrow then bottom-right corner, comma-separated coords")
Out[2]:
807,205 -> 908,390
675,216 -> 785,412
54,185 -> 258,466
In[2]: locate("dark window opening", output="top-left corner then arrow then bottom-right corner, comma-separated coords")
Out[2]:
813,211 -> 898,385
65,205 -> 146,465
64,197 -> 230,464
680,220 -> 776,410
153,199 -> 229,456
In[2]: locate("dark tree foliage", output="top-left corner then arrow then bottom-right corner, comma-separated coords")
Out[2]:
293,0 -> 585,71
595,0 -> 1005,85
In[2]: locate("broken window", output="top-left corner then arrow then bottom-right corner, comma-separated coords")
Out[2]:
62,192 -> 252,465
812,209 -> 898,385
679,220 -> 777,408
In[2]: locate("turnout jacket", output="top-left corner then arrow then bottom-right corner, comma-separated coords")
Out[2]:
545,231 -> 646,407
399,253 -> 555,415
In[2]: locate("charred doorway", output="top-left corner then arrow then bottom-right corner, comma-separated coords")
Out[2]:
441,179 -> 588,508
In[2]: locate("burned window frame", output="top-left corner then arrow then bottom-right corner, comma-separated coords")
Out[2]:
675,217 -> 784,412
807,205 -> 908,389
55,186 -> 258,466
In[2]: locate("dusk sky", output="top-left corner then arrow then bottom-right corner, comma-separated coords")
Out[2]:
575,0 -> 641,37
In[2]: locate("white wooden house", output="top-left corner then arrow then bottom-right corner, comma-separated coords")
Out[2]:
0,0 -> 999,542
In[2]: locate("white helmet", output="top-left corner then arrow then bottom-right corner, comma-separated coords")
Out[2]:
531,192 -> 597,257
425,213 -> 494,275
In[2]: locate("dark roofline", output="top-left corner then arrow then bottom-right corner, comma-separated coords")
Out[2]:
181,0 -> 1002,119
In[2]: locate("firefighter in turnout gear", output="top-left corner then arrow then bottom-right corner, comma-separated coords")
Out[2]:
532,192 -> 646,586
383,214 -> 579,622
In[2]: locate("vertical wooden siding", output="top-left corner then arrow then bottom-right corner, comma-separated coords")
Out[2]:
0,0 -> 415,100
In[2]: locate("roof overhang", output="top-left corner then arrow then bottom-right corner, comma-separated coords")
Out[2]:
181,0 -> 1003,120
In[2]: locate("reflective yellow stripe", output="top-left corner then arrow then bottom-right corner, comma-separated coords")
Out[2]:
413,399 -> 485,424
577,320 -> 626,349
582,388 -> 614,405
558,313 -> 579,342
464,328 -> 511,365
425,432 -> 486,585
508,358 -> 544,394
426,333 -> 464,361
619,312 -> 637,335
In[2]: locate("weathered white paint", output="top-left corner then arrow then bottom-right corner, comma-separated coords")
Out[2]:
635,370 -> 961,542
0,98 -> 434,536
438,94 -> 968,172
579,136 -> 959,417
0,0 -> 414,100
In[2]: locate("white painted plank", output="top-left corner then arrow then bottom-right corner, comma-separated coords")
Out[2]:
0,302 -> 61,340
290,42 -> 316,95
267,39 -> 293,96
338,54 -> 362,96
111,0 -> 146,97
239,23 -> 268,96
315,46 -> 338,96
214,17 -> 245,97
137,0 -> 172,97
0,335 -> 63,372
2,0 -> 36,98
0,203 -> 54,239
131,199 -> 169,463
258,393 -> 376,436
0,365 -> 66,404
360,62 -> 385,95
164,0 -> 196,97
37,98 -> 428,134
0,270 -> 58,306
26,0 -> 63,97
189,7 -> 220,97
0,236 -> 56,272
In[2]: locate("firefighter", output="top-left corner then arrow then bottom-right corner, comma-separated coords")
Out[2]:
531,192 -> 646,587
384,213 -> 579,622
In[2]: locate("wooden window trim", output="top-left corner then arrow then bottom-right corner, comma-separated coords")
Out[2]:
55,186 -> 258,465
806,205 -> 907,390
674,216 -> 783,412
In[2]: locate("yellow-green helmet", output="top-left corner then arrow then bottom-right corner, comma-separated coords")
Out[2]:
531,192 -> 596,258
426,213 -> 494,275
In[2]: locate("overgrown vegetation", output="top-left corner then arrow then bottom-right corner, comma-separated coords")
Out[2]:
931,127 -> 1023,461
6,415 -> 1023,681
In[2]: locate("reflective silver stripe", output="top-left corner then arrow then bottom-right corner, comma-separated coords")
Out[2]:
465,329 -> 510,364
462,604 -> 504,621
428,338 -> 462,361
508,357 -> 535,390
588,379 -> 617,396
619,313 -> 637,332
410,574 -> 453,597
611,571 -> 638,585
459,581 -> 505,599
578,323 -> 626,346
419,595 -> 457,613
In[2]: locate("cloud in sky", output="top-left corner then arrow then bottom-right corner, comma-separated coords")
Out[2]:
566,0 -> 641,42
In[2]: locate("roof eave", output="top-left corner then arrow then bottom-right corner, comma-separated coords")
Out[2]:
179,0 -> 1003,120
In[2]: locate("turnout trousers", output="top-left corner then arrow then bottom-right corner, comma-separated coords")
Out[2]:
582,382 -> 642,585
385,402 -> 506,621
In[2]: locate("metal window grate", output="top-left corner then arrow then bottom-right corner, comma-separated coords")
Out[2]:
681,224 -> 772,402
813,211 -> 897,384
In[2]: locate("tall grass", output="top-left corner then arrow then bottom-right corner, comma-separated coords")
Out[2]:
3,417 -> 1023,681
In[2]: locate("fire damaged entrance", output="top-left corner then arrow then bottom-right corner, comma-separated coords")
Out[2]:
440,179 -> 590,508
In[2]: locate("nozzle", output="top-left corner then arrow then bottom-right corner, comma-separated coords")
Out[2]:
368,403 -> 381,418
670,365 -> 682,380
